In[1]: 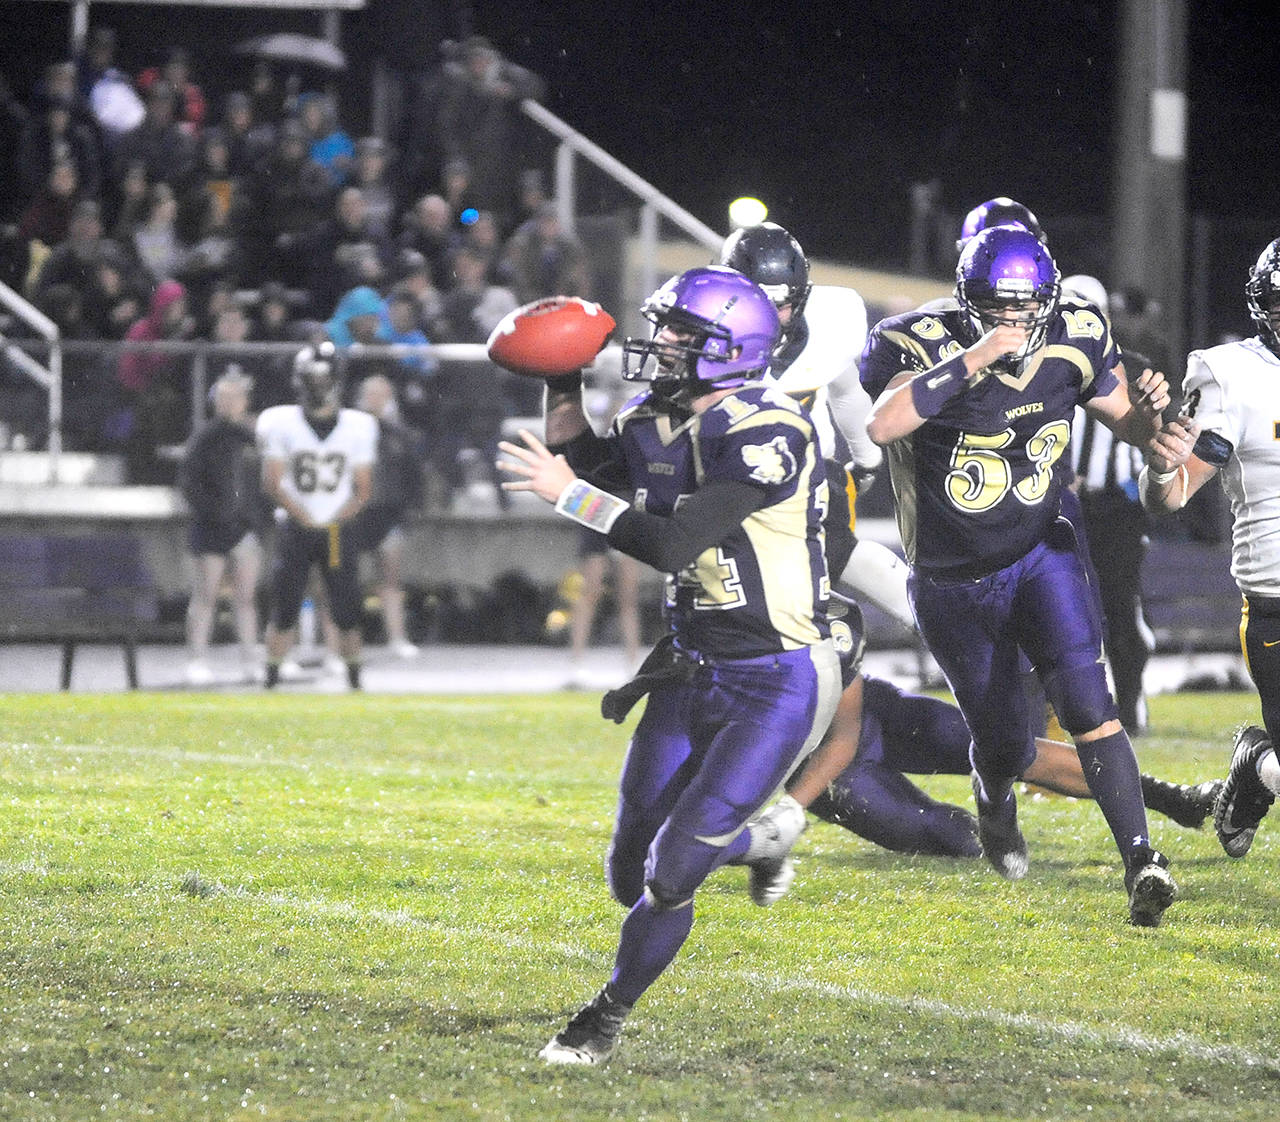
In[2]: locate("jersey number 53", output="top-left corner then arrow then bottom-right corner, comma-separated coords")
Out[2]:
945,420 -> 1070,512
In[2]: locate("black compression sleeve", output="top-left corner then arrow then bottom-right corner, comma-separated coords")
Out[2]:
606,480 -> 770,572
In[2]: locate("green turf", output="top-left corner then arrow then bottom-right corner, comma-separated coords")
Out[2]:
2,690 -> 1278,1120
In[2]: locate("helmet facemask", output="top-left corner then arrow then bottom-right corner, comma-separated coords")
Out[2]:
1246,239 -> 1280,357
622,266 -> 780,407
956,225 -> 1060,366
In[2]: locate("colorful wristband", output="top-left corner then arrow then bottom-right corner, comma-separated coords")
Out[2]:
909,354 -> 970,418
554,479 -> 629,533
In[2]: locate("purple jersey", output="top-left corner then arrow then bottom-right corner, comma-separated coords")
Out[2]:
604,382 -> 830,658
861,297 -> 1120,577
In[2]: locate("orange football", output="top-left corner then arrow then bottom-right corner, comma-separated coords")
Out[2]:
487,296 -> 616,376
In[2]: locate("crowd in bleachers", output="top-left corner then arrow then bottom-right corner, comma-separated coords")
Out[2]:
0,28 -> 598,500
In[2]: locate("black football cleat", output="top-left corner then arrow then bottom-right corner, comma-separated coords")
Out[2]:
1140,774 -> 1224,830
971,773 -> 1028,880
1125,846 -> 1177,928
538,987 -> 632,1065
1214,726 -> 1276,858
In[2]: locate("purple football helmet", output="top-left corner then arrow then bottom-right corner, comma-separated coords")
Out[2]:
622,265 -> 781,394
956,225 -> 1061,360
1246,237 -> 1280,356
956,196 -> 1045,253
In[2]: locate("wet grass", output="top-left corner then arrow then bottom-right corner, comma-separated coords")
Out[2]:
2,690 -> 1279,1120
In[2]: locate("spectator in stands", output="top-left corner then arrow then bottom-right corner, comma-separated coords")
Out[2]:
430,35 -> 545,221
204,301 -> 261,386
77,26 -> 119,99
501,202 -> 592,304
325,284 -> 391,349
395,192 -> 456,291
437,245 -> 517,344
108,158 -> 151,242
116,277 -> 196,481
33,60 -> 104,157
129,181 -> 193,287
217,91 -> 274,178
182,190 -> 246,308
351,136 -> 397,239
113,77 -> 196,188
459,208 -> 504,282
32,199 -> 128,310
247,60 -> 286,126
82,243 -> 147,340
350,373 -> 426,658
85,59 -> 146,153
179,127 -> 244,242
298,91 -> 354,188
436,246 -> 518,507
288,185 -> 390,315
439,157 -> 479,223
246,281 -> 299,411
388,248 -> 444,337
242,118 -> 329,287
383,283 -> 438,433
17,156 -> 82,255
179,370 -> 264,686
136,47 -> 206,137
17,87 -> 102,203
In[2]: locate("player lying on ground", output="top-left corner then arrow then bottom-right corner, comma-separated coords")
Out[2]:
744,604 -> 1221,884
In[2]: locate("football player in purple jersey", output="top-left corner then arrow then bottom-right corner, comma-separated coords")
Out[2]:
859,224 -> 1181,926
498,265 -> 842,1064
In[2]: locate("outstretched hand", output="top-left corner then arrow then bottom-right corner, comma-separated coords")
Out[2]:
496,428 -> 578,504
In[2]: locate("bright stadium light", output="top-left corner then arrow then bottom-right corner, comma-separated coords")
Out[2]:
728,197 -> 768,229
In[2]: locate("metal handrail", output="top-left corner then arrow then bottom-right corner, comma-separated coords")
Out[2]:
520,98 -> 723,304
0,281 -> 62,479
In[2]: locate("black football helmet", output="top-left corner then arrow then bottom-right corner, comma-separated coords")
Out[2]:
956,197 -> 1045,253
292,342 -> 341,413
718,222 -> 811,331
1246,237 -> 1280,356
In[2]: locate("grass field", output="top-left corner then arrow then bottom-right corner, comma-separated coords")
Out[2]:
2,689 -> 1279,1121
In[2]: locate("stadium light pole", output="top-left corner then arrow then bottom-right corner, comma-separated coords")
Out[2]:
1110,0 -> 1188,384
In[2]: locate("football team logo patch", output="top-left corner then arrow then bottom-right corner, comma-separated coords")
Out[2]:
742,436 -> 797,484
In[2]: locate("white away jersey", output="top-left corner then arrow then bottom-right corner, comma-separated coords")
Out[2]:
1184,336 -> 1280,596
256,405 -> 378,525
768,284 -> 880,474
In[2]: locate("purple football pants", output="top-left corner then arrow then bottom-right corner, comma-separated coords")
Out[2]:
604,642 -> 840,1006
908,524 -> 1118,798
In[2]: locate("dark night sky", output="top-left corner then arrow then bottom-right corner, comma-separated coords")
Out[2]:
4,0 -> 1277,330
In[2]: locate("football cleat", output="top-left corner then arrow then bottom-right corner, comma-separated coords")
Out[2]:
748,854 -> 796,907
1214,725 -> 1276,858
538,987 -> 632,1065
744,794 -> 807,906
1140,774 -> 1224,830
748,794 -> 808,858
971,773 -> 1029,880
1124,846 -> 1177,928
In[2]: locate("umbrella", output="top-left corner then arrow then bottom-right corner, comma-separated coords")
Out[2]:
235,33 -> 347,72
